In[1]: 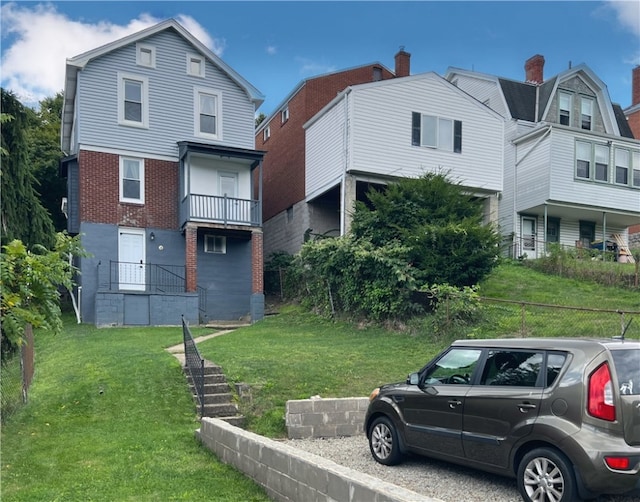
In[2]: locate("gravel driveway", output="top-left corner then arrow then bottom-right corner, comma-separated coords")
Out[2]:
286,435 -> 638,502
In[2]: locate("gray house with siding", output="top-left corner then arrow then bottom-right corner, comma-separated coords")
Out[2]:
60,19 -> 266,326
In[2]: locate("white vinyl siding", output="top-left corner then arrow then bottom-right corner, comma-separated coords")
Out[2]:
76,30 -> 256,157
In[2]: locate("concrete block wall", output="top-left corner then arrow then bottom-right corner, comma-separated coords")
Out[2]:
197,417 -> 441,502
285,397 -> 370,439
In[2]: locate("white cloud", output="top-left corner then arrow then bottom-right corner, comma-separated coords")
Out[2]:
0,2 -> 222,106
266,45 -> 277,56
605,0 -> 640,37
295,57 -> 336,77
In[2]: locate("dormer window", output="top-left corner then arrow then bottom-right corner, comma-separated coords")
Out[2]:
559,92 -> 571,126
581,97 -> 593,130
137,44 -> 155,68
187,53 -> 205,77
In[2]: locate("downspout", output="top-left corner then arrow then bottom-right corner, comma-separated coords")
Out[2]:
340,91 -> 350,236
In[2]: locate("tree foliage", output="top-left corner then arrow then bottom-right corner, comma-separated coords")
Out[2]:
351,172 -> 501,287
1,88 -> 55,249
290,172 -> 501,321
1,233 -> 84,358
26,92 -> 67,232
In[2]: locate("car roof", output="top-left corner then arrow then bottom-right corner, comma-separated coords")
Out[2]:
451,338 -> 640,351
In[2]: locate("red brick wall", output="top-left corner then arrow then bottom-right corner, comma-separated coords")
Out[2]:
627,110 -> 640,140
256,64 -> 395,221
251,230 -> 264,293
185,225 -> 197,292
78,150 -> 178,229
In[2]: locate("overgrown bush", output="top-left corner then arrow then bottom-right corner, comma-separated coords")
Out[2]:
527,243 -> 638,289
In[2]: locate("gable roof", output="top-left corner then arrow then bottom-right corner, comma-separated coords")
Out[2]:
61,19 -> 264,153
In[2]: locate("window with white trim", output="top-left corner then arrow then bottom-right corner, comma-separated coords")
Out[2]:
187,53 -> 205,77
137,43 -> 155,68
118,73 -> 148,128
119,157 -> 144,204
263,124 -> 271,141
615,148 -> 630,185
594,144 -> 608,182
194,88 -> 220,139
576,141 -> 591,179
411,112 -> 462,153
633,151 -> 640,187
204,235 -> 226,254
281,106 -> 289,124
581,97 -> 593,131
559,92 -> 571,126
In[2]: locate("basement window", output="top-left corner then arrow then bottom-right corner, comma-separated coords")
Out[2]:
204,235 -> 226,254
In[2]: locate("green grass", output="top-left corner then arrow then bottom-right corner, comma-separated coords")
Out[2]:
2,262 -> 639,497
1,321 -> 270,502
198,262 -> 640,437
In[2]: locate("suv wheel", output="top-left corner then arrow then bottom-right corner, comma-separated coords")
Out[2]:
517,447 -> 578,502
369,416 -> 402,465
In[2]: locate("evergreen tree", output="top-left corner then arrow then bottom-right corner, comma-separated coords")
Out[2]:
1,89 -> 55,249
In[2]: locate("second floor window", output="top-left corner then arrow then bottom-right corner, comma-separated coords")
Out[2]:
615,148 -> 630,185
412,112 -> 462,153
594,144 -> 608,182
118,73 -> 148,128
120,157 -> 144,204
195,88 -> 220,139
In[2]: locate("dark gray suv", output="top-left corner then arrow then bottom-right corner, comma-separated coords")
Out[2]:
365,338 -> 640,501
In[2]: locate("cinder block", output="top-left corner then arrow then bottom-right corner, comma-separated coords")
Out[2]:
287,425 -> 313,439
287,400 -> 314,414
312,424 -> 338,438
302,413 -> 325,426
312,399 -> 338,412
326,469 -> 349,501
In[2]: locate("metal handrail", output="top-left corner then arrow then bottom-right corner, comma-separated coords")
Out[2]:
182,316 -> 204,417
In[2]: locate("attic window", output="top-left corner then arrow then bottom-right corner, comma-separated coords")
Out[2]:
263,125 -> 271,141
187,53 -> 205,77
581,97 -> 593,131
137,44 -> 155,68
559,92 -> 571,126
373,67 -> 382,81
281,107 -> 289,124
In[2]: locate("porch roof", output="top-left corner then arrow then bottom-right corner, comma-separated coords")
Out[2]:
177,141 -> 266,170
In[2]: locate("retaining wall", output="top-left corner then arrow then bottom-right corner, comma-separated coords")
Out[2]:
285,397 -> 369,439
196,417 -> 441,502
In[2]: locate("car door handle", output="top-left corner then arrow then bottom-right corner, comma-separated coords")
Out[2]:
518,403 -> 537,412
448,399 -> 462,409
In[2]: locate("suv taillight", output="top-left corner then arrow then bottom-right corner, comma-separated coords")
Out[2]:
588,362 -> 616,421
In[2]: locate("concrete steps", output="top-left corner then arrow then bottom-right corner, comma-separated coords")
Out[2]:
184,361 -> 245,427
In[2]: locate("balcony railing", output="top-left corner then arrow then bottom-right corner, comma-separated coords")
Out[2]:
105,261 -> 186,293
182,194 -> 261,226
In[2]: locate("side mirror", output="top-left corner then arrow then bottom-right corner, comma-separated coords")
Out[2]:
407,372 -> 420,385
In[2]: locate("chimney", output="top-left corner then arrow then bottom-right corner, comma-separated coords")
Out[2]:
633,65 -> 640,106
525,54 -> 545,84
395,47 -> 411,78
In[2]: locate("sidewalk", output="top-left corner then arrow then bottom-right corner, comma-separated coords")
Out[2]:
165,330 -> 236,365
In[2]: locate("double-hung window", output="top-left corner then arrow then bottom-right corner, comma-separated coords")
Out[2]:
118,73 -> 148,128
576,141 -> 591,179
411,112 -> 462,153
633,151 -> 640,187
559,92 -> 571,126
594,144 -> 608,182
581,97 -> 593,131
615,148 -> 630,185
194,88 -> 221,139
120,157 -> 144,204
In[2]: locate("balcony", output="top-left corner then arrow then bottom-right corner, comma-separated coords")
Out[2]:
181,194 -> 261,227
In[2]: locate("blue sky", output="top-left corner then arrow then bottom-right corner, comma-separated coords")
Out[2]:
1,1 -> 639,116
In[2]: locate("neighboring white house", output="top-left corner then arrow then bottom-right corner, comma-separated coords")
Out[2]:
446,55 -> 640,260
303,71 -> 505,240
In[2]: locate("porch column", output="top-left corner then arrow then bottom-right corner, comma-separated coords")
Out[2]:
251,229 -> 264,294
185,224 -> 197,292
342,174 -> 357,235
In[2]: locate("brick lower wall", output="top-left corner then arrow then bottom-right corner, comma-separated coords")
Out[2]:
196,417 -> 440,502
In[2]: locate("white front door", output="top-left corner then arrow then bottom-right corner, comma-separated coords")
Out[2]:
521,217 -> 537,258
220,172 -> 241,221
118,229 -> 146,291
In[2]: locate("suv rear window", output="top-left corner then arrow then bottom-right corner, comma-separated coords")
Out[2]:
611,349 -> 640,395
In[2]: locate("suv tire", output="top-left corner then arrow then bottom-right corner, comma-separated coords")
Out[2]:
517,447 -> 579,502
369,416 -> 402,466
